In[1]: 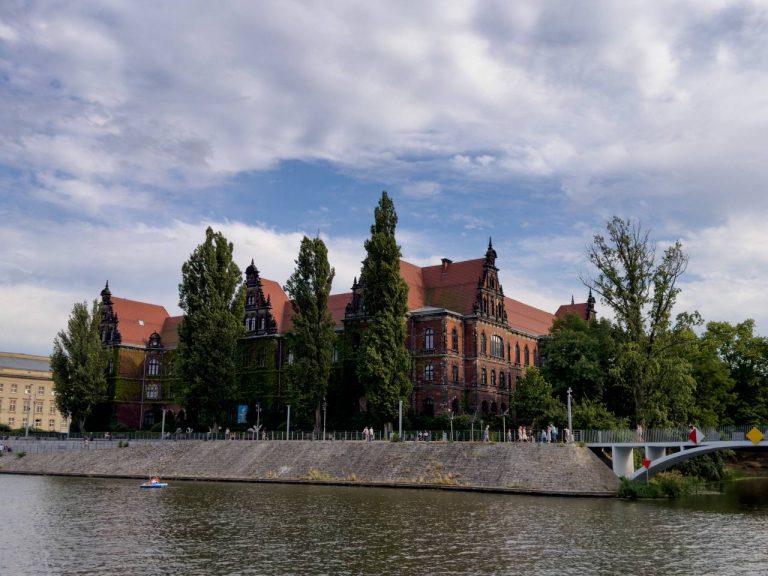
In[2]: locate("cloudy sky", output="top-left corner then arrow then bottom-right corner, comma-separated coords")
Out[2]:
2,0 -> 768,356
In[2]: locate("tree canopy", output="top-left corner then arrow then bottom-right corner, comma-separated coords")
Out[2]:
583,216 -> 697,426
51,299 -> 110,433
356,191 -> 411,425
284,235 -> 336,433
177,226 -> 244,429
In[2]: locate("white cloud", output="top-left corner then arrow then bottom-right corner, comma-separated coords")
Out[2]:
3,0 -> 768,353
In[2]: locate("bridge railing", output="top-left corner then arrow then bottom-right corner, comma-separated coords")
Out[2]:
581,424 -> 768,444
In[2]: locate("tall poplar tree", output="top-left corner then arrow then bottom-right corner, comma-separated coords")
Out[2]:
356,191 -> 411,425
284,235 -> 336,434
51,299 -> 110,433
177,227 -> 244,429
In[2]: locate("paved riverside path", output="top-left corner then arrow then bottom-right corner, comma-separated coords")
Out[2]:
0,440 -> 620,496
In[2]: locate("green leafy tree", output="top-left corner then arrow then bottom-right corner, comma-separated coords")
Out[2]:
177,227 -> 245,429
356,192 -> 411,426
571,396 -> 627,430
541,315 -> 616,402
584,217 -> 697,425
701,320 -> 768,424
51,300 -> 110,433
510,367 -> 564,429
284,236 -> 336,434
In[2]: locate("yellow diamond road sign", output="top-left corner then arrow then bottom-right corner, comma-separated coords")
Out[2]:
746,427 -> 764,445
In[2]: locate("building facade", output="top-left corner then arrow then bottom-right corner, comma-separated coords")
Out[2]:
0,352 -> 69,432
99,241 -> 594,428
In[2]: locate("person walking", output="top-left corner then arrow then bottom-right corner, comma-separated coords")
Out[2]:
483,425 -> 490,442
362,426 -> 369,442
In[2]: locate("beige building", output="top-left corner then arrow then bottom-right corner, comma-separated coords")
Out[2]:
0,351 -> 69,433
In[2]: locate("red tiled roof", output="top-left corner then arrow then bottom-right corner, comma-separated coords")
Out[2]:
399,260 -> 426,310
421,258 -> 485,314
260,279 -> 291,333
160,316 -> 183,348
111,297 -> 170,347
554,303 -> 588,321
505,297 -> 555,337
328,293 -> 352,328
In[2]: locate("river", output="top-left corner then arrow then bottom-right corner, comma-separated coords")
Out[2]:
1,475 -> 766,575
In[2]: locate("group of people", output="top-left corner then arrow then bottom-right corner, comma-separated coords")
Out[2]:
362,427 -> 375,441
513,424 -> 573,443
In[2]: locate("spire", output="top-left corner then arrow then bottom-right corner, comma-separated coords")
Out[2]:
571,295 -> 575,305
484,237 -> 497,267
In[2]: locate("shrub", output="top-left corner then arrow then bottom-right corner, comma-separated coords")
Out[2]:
653,470 -> 695,498
15,451 -> 26,459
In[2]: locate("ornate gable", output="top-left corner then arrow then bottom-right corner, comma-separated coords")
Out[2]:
99,281 -> 122,345
472,239 -> 508,324
244,260 -> 278,335
344,276 -> 367,319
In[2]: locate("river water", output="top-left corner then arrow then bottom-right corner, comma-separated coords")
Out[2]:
1,475 -> 766,576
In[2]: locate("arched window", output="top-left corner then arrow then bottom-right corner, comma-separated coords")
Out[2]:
481,368 -> 487,386
515,343 -> 521,365
500,402 -> 507,414
424,328 -> 434,351
491,335 -> 503,358
424,362 -> 434,382
451,328 -> 458,352
481,332 -> 487,355
451,398 -> 460,415
491,401 -> 498,414
452,365 -> 459,383
491,370 -> 496,387
499,371 -> 506,389
524,346 -> 530,366
423,397 -> 435,417
481,400 -> 489,415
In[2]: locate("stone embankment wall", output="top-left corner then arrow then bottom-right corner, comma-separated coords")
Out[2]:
0,440 -> 620,496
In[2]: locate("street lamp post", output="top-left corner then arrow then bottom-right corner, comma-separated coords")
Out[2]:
322,398 -> 327,441
255,403 -> 261,439
286,404 -> 291,440
449,409 -> 453,442
161,408 -> 167,440
567,387 -> 573,441
502,411 -> 507,442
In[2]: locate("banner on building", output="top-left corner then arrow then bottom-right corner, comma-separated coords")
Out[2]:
237,404 -> 248,424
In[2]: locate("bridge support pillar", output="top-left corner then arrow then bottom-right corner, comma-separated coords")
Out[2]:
646,446 -> 666,461
612,446 -> 634,477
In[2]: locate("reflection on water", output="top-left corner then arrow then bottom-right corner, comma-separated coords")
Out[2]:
0,475 -> 767,575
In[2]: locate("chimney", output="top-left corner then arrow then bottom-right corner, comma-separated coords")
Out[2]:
441,258 -> 453,272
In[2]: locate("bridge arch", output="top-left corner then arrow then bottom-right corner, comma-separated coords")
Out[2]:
628,443 -> 767,481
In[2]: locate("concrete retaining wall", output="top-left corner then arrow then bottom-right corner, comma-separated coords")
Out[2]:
0,440 -> 620,496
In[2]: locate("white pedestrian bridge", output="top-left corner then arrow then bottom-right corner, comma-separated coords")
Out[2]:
582,426 -> 768,481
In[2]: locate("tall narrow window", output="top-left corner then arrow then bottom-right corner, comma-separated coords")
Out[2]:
452,365 -> 459,383
524,346 -> 530,366
499,371 -> 506,389
481,332 -> 487,355
515,343 -> 520,365
481,368 -> 487,386
451,328 -> 458,352
148,358 -> 161,376
425,362 -> 434,382
425,328 -> 434,351
491,335 -> 503,358
491,370 -> 496,387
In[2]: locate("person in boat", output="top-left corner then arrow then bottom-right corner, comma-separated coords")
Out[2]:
150,476 -> 161,484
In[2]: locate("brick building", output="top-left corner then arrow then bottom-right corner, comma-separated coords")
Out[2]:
98,240 -> 593,428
